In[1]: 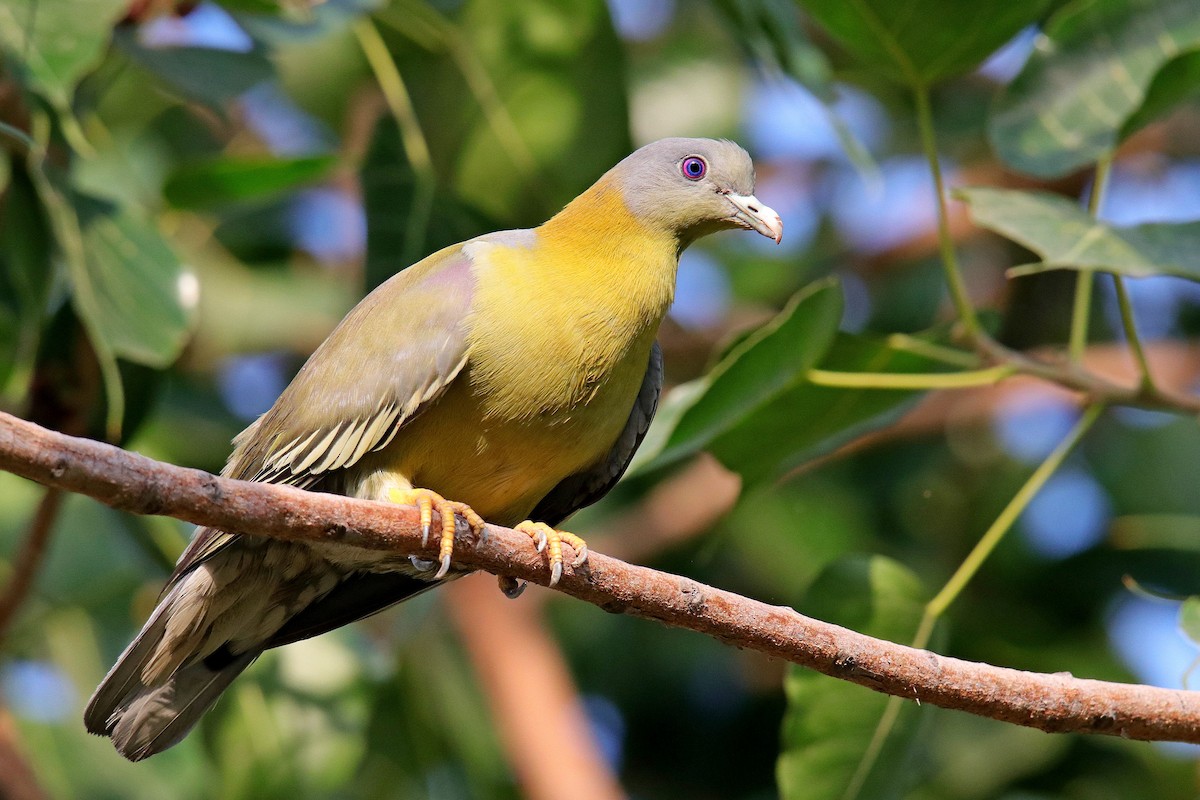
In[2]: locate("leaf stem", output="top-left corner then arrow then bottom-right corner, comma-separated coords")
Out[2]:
1113,275 -> 1156,392
884,334 -> 982,369
1068,157 -> 1111,363
27,113 -> 124,439
807,364 -> 1013,390
914,402 -> 1104,645
847,403 -> 1104,797
914,83 -> 981,341
354,17 -> 437,269
0,488 -> 64,646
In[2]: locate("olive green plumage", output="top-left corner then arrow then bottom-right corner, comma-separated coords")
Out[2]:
85,137 -> 782,760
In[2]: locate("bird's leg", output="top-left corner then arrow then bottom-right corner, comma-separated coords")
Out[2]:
514,521 -> 589,587
387,488 -> 485,579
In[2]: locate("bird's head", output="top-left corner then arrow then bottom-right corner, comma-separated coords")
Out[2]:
612,138 -> 783,247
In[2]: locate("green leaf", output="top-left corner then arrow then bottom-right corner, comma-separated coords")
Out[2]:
377,0 -> 631,225
361,116 -> 498,289
778,555 -> 929,800
713,0 -> 876,173
636,278 -> 843,473
708,331 -> 946,486
959,186 -> 1200,279
1179,596 -> 1200,646
0,0 -> 127,108
1121,49 -> 1200,139
0,159 -> 55,401
71,196 -> 194,367
991,0 -> 1200,178
113,29 -> 275,109
797,0 -> 1049,87
715,0 -> 835,99
163,155 -> 338,210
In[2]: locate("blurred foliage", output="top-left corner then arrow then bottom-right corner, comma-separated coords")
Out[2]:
2,0 -> 1200,798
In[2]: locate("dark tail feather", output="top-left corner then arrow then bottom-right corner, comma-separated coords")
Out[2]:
84,573 -> 261,761
92,651 -> 257,761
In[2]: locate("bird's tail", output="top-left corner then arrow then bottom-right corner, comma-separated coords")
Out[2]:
86,533 -> 436,761
83,569 -> 261,761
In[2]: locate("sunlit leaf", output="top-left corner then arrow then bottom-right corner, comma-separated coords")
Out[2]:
798,0 -> 1049,87
959,186 -> 1200,279
1179,596 -> 1200,646
0,0 -> 127,108
991,0 -> 1200,178
778,555 -> 929,800
635,278 -> 843,473
163,155 -> 338,209
71,194 -> 194,367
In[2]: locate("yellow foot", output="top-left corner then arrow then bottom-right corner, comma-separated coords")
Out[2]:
388,488 -> 485,580
514,521 -> 588,587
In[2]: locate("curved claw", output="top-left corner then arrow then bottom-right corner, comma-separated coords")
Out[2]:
498,575 -> 527,599
570,545 -> 589,568
549,561 -> 563,587
409,555 -> 435,572
434,553 -> 452,580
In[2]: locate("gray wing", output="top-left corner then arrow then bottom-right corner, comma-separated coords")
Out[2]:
171,245 -> 477,582
529,341 -> 664,526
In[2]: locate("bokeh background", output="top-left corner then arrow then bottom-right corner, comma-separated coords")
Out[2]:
3,0 -> 1200,798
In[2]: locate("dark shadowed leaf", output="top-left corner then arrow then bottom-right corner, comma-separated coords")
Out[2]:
163,155 -> 338,210
114,29 -> 275,110
709,332 -> 944,486
713,0 -> 875,172
0,160 -> 54,399
377,0 -> 631,226
0,0 -> 127,108
633,278 -> 843,473
1121,50 -> 1200,139
959,187 -> 1200,279
778,555 -> 929,800
991,0 -> 1200,178
798,0 -> 1049,87
361,117 -> 498,290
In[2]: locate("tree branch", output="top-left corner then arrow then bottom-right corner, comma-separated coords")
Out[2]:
0,487 -> 64,645
2,410 -> 1200,743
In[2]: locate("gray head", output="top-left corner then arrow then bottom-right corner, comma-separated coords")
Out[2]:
610,138 -> 783,246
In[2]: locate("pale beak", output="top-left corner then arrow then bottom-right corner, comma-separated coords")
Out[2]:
726,193 -> 783,244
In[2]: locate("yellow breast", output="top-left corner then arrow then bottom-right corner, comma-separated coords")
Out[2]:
371,179 -> 679,523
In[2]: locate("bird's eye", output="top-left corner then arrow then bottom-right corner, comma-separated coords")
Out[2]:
681,156 -> 707,181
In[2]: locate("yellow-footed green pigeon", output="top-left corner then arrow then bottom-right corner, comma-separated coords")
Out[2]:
86,137 -> 782,759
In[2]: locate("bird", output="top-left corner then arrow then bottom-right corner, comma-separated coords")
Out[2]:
85,137 -> 782,760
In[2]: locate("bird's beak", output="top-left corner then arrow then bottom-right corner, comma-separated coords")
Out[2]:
726,193 -> 783,244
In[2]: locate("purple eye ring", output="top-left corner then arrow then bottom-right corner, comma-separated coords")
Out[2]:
681,156 -> 707,181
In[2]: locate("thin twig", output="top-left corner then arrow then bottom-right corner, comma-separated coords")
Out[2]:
1112,275 -> 1157,393
2,411 -> 1200,742
0,706 -> 49,800
914,83 -> 981,341
1068,157 -> 1111,364
0,488 -> 64,646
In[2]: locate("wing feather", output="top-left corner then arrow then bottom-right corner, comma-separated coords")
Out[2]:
169,246 -> 478,584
